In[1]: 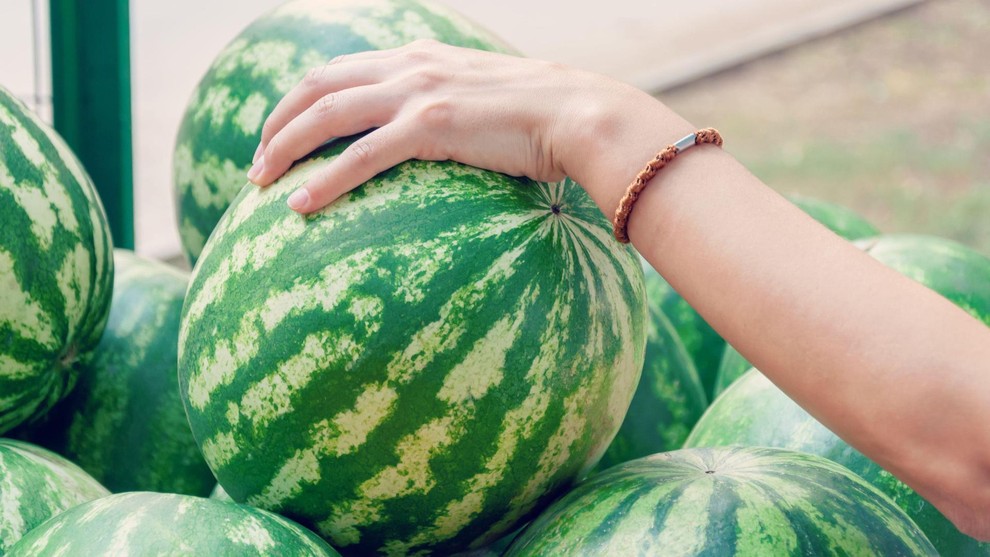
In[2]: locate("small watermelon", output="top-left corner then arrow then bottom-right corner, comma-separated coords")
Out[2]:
0,438 -> 109,553
6,492 -> 340,556
13,250 -> 214,495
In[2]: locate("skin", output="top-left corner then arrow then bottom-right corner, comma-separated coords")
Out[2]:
248,40 -> 990,541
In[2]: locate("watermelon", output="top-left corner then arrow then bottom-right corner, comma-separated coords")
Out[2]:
504,446 -> 936,556
6,491 -> 340,556
788,194 -> 880,241
13,250 -> 214,495
686,369 -> 990,555
596,304 -> 707,471
0,438 -> 109,553
173,0 -> 518,263
177,139 -> 647,555
0,86 -> 114,434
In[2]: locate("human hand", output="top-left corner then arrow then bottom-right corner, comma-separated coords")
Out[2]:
247,39 -> 690,216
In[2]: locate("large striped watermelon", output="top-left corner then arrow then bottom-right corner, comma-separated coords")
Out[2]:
173,0 -> 518,263
686,370 -> 990,555
596,303 -> 706,471
177,139 -> 647,555
13,250 -> 214,496
504,447 -> 936,556
0,438 -> 109,553
6,492 -> 340,556
0,86 -> 113,434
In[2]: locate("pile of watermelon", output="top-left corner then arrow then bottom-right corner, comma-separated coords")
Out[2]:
1,0 -> 988,555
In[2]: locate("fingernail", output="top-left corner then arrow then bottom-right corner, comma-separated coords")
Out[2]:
247,156 -> 264,182
252,143 -> 263,163
287,188 -> 310,212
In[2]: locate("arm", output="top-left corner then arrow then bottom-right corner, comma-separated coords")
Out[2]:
248,40 -> 990,539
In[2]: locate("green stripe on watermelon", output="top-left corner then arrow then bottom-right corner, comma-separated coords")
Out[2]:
686,369 -> 990,555
12,250 -> 214,496
711,343 -> 751,399
6,491 -> 340,556
596,304 -> 707,470
504,446 -> 937,556
178,138 -> 647,555
0,438 -> 109,553
0,86 -> 113,435
173,0 -> 519,263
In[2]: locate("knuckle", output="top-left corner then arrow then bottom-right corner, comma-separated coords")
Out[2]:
314,92 -> 339,119
326,54 -> 347,66
348,139 -> 375,166
416,99 -> 454,130
303,65 -> 328,88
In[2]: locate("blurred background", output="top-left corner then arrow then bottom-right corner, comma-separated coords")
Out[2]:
1,0 -> 987,263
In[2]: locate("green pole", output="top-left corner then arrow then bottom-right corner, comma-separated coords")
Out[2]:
49,0 -> 134,249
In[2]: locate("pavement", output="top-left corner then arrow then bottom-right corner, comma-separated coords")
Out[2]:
0,0 -> 920,260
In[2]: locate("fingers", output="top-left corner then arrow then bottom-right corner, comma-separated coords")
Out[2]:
254,50 -> 396,163
249,83 -> 399,186
285,120 -> 422,214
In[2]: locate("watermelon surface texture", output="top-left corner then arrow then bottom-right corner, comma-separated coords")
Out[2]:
173,0 -> 518,263
6,491 -> 340,556
686,370 -> 989,555
177,139 -> 647,555
0,438 -> 109,554
504,447 -> 937,556
596,303 -> 706,471
0,86 -> 114,434
14,250 -> 214,495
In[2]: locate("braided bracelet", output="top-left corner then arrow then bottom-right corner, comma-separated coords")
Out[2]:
612,127 -> 723,243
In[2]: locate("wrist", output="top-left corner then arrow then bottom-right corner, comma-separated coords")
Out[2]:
553,80 -> 695,218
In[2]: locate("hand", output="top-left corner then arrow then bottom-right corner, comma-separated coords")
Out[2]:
247,39 -> 689,216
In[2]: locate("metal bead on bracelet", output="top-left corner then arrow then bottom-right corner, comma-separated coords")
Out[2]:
612,127 -> 723,243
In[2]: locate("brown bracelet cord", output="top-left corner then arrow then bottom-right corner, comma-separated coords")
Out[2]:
612,127 -> 723,243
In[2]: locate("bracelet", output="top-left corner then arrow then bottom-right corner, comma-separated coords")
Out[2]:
612,127 -> 723,243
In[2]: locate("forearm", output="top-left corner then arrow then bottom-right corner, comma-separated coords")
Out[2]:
567,101 -> 990,537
